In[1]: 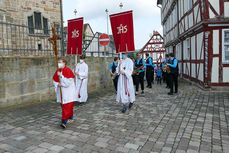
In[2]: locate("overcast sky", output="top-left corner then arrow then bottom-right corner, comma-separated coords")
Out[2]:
63,0 -> 162,49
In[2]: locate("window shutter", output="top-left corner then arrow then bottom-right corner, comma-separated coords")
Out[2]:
28,15 -> 34,34
43,17 -> 48,34
34,12 -> 42,29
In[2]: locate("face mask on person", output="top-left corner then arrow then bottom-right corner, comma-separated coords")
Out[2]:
80,59 -> 84,63
58,63 -> 64,69
122,54 -> 126,59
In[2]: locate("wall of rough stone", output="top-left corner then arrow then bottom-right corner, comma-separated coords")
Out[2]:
0,56 -> 113,108
0,0 -> 60,25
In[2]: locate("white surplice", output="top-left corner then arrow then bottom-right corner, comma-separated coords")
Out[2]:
116,58 -> 135,103
75,62 -> 88,103
53,74 -> 77,104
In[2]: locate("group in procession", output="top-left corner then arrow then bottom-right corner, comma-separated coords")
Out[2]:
110,52 -> 179,113
51,10 -> 178,129
52,52 -> 178,129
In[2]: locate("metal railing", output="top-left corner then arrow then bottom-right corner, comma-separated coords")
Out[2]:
0,21 -> 118,57
0,21 -> 63,56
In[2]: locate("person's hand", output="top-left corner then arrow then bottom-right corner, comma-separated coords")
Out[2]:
58,83 -> 61,87
57,72 -> 61,76
120,70 -> 125,75
75,73 -> 79,76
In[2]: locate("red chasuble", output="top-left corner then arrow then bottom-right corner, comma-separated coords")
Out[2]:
53,66 -> 75,82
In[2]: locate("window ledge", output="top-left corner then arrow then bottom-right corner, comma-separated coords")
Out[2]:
28,33 -> 49,37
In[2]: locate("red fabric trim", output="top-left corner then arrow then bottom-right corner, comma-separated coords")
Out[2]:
53,66 -> 75,82
61,102 -> 75,120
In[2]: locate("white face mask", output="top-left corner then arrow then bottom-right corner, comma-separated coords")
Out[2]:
58,63 -> 64,69
80,59 -> 84,63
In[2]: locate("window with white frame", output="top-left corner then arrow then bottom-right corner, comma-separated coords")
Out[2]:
223,29 -> 229,62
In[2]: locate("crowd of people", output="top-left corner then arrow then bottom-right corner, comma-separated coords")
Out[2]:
110,52 -> 179,113
52,52 -> 179,129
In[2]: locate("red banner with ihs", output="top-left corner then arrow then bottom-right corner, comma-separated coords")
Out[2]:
67,17 -> 83,55
110,11 -> 135,53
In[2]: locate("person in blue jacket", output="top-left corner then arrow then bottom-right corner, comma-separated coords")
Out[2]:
167,53 -> 179,95
156,67 -> 162,84
145,53 -> 153,88
109,57 -> 119,92
134,53 -> 146,94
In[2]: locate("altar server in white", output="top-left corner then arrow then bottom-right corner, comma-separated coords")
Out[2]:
75,55 -> 88,103
53,58 -> 77,129
116,53 -> 135,113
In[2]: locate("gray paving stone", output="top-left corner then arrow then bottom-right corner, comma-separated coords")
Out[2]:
0,82 -> 228,153
49,145 -> 64,152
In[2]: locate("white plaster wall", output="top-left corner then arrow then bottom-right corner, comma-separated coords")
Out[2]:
192,63 -> 196,78
189,13 -> 193,28
185,16 -> 188,31
211,57 -> 219,83
209,0 -> 219,18
178,63 -> 182,74
225,2 -> 229,17
187,62 -> 190,75
223,67 -> 229,82
191,36 -> 196,60
199,63 -> 204,82
197,32 -> 204,60
213,30 -> 219,54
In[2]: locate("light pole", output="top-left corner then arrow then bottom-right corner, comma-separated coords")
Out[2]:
105,9 -> 109,35
60,0 -> 64,56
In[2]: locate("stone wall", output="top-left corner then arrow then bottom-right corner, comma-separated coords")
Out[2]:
0,0 -> 60,25
0,56 -> 113,108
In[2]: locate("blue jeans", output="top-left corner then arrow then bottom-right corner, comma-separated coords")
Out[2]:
62,116 -> 73,124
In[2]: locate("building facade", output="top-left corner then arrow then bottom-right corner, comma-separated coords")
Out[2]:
157,0 -> 229,87
140,31 -> 166,63
0,0 -> 61,56
0,0 -> 61,26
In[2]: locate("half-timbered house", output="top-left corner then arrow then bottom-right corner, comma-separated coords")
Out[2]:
157,0 -> 229,87
140,31 -> 166,63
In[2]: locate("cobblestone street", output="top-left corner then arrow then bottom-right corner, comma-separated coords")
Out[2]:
0,81 -> 229,153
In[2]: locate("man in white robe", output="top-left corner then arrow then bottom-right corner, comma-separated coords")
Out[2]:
116,53 -> 135,113
75,55 -> 88,103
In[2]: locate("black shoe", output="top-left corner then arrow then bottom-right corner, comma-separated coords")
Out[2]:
129,103 -> 133,109
146,85 -> 149,88
122,107 -> 127,113
141,91 -> 144,94
60,123 -> 66,129
166,86 -> 169,88
175,91 -> 178,93
168,92 -> 173,95
149,86 -> 152,88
